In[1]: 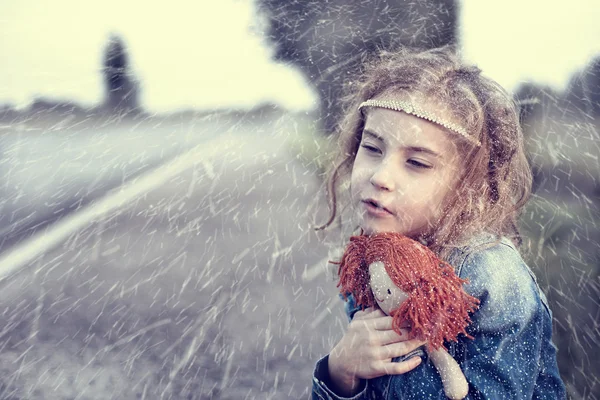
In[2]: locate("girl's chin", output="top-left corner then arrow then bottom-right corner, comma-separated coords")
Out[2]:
359,222 -> 425,238
360,223 -> 398,236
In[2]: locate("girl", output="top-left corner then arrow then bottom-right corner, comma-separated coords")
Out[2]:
310,46 -> 566,399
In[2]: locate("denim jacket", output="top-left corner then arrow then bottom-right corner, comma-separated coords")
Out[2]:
311,233 -> 567,399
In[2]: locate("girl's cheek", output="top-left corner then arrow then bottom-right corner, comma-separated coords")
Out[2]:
350,167 -> 369,187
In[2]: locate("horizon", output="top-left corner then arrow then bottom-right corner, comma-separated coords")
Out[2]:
1,0 -> 599,113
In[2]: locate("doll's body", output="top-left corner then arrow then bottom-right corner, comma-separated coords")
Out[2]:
335,232 -> 480,400
368,261 -> 468,399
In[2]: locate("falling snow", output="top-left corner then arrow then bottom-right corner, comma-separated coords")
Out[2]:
0,108 -> 342,399
0,1 -> 599,399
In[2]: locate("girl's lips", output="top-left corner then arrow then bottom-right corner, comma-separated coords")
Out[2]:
362,200 -> 393,217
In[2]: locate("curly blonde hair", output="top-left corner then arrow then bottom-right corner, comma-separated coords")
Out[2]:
315,45 -> 532,260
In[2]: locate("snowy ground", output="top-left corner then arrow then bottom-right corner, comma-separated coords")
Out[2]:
0,112 -> 238,251
0,109 -> 597,399
0,112 -> 346,399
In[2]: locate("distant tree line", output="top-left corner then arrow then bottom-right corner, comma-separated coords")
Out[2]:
514,55 -> 600,123
0,33 -> 140,121
1,7 -> 600,128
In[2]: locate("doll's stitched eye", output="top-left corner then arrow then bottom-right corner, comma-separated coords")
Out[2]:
387,289 -> 391,295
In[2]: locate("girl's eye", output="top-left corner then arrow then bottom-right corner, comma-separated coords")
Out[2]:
360,144 -> 380,154
361,145 -> 379,153
407,159 -> 432,169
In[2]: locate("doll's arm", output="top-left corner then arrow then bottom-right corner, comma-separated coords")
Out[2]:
427,348 -> 468,400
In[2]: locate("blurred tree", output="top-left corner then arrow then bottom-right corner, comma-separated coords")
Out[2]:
102,34 -> 140,115
514,82 -> 550,125
257,0 -> 457,135
581,55 -> 600,117
29,98 -> 84,116
563,54 -> 600,118
0,103 -> 17,121
515,68 -> 600,398
564,70 -> 587,113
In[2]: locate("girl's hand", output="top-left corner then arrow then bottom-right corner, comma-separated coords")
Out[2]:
327,307 -> 426,396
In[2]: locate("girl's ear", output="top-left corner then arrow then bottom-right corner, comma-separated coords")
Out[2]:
336,235 -> 374,308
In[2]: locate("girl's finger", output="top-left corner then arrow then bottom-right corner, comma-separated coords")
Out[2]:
355,307 -> 385,320
379,338 -> 427,359
352,309 -> 368,319
369,316 -> 393,330
369,318 -> 411,335
381,356 -> 422,375
377,329 -> 412,345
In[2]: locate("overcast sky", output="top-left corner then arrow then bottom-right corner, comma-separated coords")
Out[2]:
1,0 -> 599,112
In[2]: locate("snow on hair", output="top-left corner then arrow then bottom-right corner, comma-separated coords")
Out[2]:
315,45 -> 532,260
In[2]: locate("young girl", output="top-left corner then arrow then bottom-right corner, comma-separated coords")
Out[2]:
310,46 -> 566,399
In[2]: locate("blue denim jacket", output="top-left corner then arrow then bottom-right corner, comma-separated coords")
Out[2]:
312,233 -> 567,399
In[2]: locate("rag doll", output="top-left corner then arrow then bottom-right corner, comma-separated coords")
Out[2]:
334,232 -> 480,400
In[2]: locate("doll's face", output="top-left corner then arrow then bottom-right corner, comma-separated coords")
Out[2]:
368,261 -> 409,315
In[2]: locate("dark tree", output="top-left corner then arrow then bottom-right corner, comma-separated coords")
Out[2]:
581,55 -> 600,117
560,54 -> 600,118
514,82 -> 546,125
257,0 -> 458,134
514,82 -> 562,125
102,34 -> 140,115
564,71 -> 587,113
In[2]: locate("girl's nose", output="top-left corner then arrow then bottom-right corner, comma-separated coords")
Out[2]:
370,163 -> 395,191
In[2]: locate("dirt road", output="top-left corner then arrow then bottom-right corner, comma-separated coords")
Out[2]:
0,115 -> 345,399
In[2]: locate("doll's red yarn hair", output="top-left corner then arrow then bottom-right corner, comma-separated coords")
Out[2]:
334,232 -> 480,351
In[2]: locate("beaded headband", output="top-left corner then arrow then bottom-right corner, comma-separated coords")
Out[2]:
359,99 -> 481,147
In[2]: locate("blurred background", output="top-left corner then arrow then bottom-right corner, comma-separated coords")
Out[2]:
0,0 -> 598,398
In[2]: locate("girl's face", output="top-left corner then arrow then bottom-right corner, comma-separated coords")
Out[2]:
350,103 -> 464,238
